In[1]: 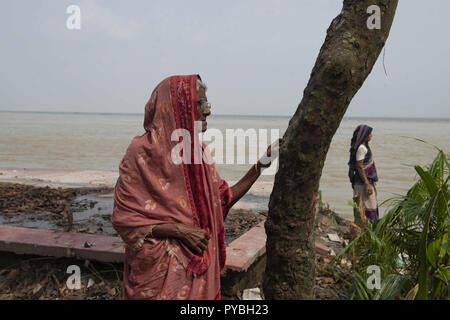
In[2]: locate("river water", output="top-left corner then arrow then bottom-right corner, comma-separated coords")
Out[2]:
1,111 -> 448,218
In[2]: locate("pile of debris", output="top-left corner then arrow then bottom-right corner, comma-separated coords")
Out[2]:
0,183 -> 109,217
0,182 -> 264,244
0,253 -> 122,300
1,183 -> 75,217
313,206 -> 358,300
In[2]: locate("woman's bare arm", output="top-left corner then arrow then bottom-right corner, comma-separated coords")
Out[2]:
356,160 -> 373,196
228,162 -> 262,210
151,223 -> 210,256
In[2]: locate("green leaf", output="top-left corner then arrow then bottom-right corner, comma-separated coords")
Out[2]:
416,192 -> 439,300
353,272 -> 371,300
414,165 -> 438,196
439,233 -> 448,260
436,266 -> 449,285
426,234 -> 446,268
373,274 -> 408,300
348,200 -> 360,211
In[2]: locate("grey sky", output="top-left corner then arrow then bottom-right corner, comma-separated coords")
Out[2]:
0,0 -> 449,118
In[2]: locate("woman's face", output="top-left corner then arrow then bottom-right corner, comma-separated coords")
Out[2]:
365,133 -> 373,142
197,87 -> 211,132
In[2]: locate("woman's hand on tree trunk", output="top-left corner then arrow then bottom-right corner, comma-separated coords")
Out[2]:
258,138 -> 283,169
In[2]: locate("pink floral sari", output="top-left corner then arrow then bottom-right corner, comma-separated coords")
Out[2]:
111,75 -> 232,300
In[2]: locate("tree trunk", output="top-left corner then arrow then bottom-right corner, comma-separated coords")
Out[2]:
263,0 -> 399,299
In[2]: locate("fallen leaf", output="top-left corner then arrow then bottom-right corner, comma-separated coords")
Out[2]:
87,278 -> 95,289
108,287 -> 117,296
323,277 -> 335,284
32,283 -> 43,296
21,262 -> 31,272
7,269 -> 20,281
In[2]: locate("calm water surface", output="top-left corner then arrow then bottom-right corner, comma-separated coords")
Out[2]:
1,112 -> 449,218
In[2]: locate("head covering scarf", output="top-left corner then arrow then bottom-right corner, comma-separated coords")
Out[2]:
347,124 -> 377,185
349,124 -> 373,164
111,75 -> 232,299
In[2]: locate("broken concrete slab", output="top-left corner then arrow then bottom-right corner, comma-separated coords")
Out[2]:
0,226 -> 124,263
315,242 -> 331,256
327,233 -> 342,243
224,221 -> 266,272
1,221 -> 337,288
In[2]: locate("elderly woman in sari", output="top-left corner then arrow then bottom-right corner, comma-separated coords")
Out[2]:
112,74 -> 276,300
348,124 -> 379,225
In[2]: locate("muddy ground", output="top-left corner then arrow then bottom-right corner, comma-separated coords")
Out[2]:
0,182 -> 354,300
0,182 -> 265,244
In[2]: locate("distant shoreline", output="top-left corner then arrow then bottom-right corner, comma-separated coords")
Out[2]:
0,110 -> 449,121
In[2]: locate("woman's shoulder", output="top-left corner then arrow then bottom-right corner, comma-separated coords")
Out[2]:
357,144 -> 368,152
355,144 -> 368,161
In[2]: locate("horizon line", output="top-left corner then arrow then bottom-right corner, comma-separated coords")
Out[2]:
0,109 -> 449,121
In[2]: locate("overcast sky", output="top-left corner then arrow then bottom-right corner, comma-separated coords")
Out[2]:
0,0 -> 449,118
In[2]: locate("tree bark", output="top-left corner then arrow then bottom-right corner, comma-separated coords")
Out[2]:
263,0 -> 399,299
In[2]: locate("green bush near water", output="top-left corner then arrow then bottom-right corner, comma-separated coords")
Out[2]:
331,147 -> 449,300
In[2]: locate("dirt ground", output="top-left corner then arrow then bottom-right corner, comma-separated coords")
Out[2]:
0,253 -> 123,300
0,182 -> 354,300
313,207 -> 356,300
0,182 -> 265,244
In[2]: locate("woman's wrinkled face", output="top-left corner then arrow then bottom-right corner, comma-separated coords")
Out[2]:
197,87 -> 211,132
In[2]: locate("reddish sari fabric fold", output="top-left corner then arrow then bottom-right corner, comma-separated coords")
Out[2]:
111,75 -> 232,299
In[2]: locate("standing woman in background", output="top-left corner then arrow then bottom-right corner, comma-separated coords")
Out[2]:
348,124 -> 379,225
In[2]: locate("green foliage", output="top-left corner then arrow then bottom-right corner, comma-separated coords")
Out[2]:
318,190 -> 338,226
331,147 -> 449,300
